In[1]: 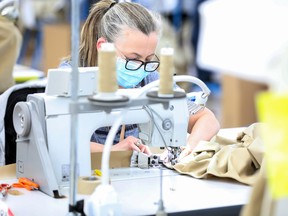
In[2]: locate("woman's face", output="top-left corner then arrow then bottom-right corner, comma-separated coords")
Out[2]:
114,28 -> 158,62
96,28 -> 159,88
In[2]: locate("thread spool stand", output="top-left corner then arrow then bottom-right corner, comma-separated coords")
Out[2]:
88,43 -> 129,106
147,47 -> 186,101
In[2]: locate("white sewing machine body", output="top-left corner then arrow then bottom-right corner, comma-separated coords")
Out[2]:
13,66 -> 211,198
14,89 -> 189,197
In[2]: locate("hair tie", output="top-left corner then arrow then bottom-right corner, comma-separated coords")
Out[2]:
105,1 -> 117,14
109,2 -> 117,9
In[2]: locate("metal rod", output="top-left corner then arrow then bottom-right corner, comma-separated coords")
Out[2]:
69,0 -> 80,213
160,167 -> 163,204
156,167 -> 167,216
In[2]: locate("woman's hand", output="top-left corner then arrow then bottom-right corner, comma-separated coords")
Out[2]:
178,146 -> 193,161
177,107 -> 220,161
111,136 -> 152,155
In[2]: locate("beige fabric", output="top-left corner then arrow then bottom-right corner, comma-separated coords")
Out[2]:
0,16 -> 22,93
170,123 -> 265,185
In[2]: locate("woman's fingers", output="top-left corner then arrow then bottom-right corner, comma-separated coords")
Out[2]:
132,139 -> 151,155
141,145 -> 152,156
178,146 -> 193,161
134,139 -> 141,147
116,136 -> 151,155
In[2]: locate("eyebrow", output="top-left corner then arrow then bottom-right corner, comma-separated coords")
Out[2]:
130,52 -> 155,60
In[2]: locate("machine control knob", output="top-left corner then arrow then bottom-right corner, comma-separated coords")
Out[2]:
162,119 -> 172,130
13,102 -> 31,137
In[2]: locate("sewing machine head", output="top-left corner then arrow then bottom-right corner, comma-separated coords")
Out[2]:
13,66 -> 209,197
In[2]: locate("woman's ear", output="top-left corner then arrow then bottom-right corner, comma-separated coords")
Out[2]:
96,37 -> 107,50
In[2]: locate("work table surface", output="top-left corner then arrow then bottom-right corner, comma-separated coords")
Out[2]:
1,127 -> 251,215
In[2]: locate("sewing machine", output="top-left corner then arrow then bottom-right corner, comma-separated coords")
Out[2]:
12,67 -> 210,198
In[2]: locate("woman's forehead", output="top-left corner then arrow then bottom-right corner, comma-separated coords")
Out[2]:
115,28 -> 158,56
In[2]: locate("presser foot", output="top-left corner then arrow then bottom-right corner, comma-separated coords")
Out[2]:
131,147 -> 182,169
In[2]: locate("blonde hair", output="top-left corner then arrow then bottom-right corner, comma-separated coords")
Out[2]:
67,0 -> 161,67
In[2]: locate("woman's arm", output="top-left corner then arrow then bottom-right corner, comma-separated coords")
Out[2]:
180,107 -> 220,159
90,142 -> 105,152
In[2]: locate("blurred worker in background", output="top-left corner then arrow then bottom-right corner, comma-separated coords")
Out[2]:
16,0 -> 67,70
61,0 -> 220,159
0,1 -> 22,93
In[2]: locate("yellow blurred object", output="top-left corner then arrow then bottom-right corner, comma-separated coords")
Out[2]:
93,169 -> 102,177
13,64 -> 45,83
256,91 -> 288,199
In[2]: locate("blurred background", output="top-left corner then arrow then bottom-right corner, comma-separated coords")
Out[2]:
4,0 -> 288,128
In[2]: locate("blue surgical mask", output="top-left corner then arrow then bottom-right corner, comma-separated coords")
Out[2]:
116,57 -> 149,88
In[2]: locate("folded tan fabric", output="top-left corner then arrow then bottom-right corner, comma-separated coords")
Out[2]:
170,123 -> 265,185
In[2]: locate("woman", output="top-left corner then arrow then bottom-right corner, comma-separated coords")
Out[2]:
61,0 -> 220,159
